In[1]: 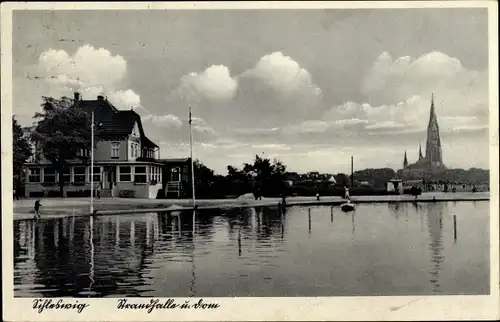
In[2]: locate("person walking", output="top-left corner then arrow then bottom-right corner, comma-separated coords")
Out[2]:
344,186 -> 351,202
96,181 -> 102,199
34,200 -> 42,218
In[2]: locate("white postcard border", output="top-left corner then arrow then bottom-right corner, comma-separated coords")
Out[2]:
1,1 -> 498,321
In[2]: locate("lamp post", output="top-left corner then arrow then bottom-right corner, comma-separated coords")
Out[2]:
90,111 -> 94,214
189,107 -> 196,233
90,111 -> 102,214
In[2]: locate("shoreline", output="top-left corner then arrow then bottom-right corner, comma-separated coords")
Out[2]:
12,192 -> 490,221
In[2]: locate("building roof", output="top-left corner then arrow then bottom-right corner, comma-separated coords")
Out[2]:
75,95 -> 158,148
158,158 -> 191,164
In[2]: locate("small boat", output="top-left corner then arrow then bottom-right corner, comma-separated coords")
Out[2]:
341,202 -> 356,212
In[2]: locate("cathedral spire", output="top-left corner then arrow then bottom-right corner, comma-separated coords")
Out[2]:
425,93 -> 443,168
419,142 -> 423,160
403,150 -> 408,168
430,93 -> 436,122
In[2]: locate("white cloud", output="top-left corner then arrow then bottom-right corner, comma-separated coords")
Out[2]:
143,114 -> 183,128
241,52 -> 322,100
318,51 -> 488,137
283,120 -> 330,135
170,51 -> 323,128
177,65 -> 237,104
233,127 -> 280,135
107,89 -> 142,110
36,45 -> 128,90
361,51 -> 488,119
17,45 -> 143,123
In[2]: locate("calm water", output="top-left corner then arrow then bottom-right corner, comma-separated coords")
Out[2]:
14,201 -> 490,297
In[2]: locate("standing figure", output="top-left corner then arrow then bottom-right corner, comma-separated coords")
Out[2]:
344,186 -> 351,202
34,200 -> 42,218
398,182 -> 404,195
97,181 -> 102,199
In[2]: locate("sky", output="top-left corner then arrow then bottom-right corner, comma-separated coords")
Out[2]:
12,8 -> 490,174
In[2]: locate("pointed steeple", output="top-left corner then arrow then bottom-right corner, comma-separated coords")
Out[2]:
429,93 -> 436,122
425,93 -> 443,168
418,142 -> 423,160
403,150 -> 408,168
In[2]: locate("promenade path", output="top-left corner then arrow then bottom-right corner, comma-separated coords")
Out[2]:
12,191 -> 489,221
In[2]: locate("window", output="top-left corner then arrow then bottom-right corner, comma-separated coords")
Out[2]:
76,148 -> 89,157
119,166 -> 131,182
74,167 -> 86,182
43,167 -> 56,183
171,167 -> 180,181
134,166 -> 147,183
111,142 -> 120,158
130,142 -> 139,158
88,166 -> 101,182
60,168 -> 71,183
28,168 -> 41,183
149,166 -> 154,181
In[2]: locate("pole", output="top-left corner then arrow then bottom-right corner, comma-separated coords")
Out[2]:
453,215 -> 457,242
90,111 -> 94,214
308,208 -> 311,232
189,107 -> 196,231
351,156 -> 354,188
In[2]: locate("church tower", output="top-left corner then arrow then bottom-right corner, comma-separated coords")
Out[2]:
418,142 -> 424,161
403,151 -> 408,168
425,94 -> 444,168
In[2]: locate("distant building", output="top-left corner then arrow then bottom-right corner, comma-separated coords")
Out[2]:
398,94 -> 446,179
23,92 -> 164,198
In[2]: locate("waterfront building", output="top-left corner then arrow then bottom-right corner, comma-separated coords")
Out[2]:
22,92 -> 167,198
158,158 -> 193,198
398,94 -> 446,180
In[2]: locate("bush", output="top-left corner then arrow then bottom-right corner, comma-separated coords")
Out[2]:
119,190 -> 136,198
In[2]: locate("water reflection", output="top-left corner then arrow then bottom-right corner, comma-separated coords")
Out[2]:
13,202 -> 489,297
426,203 -> 446,294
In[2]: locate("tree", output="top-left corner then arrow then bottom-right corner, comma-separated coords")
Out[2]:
353,168 -> 396,189
12,116 -> 32,177
193,159 -> 215,185
32,96 -> 91,197
238,155 -> 287,197
334,173 -> 350,187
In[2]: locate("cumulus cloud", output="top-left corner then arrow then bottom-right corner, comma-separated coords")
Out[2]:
317,51 -> 488,138
177,65 -> 238,104
143,114 -> 183,128
24,45 -> 142,116
37,45 -> 127,88
191,117 -> 218,135
240,52 -> 322,101
361,51 -> 488,118
170,51 -> 323,129
107,89 -> 142,109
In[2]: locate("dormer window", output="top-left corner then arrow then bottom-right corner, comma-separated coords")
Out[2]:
131,122 -> 140,137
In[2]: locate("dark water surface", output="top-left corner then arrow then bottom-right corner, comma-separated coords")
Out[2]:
14,201 -> 490,297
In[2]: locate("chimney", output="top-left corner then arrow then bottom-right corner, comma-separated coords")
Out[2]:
74,92 -> 80,101
97,95 -> 104,101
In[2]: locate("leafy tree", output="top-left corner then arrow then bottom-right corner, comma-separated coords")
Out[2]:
334,173 -> 350,187
353,168 -> 397,189
237,155 -> 287,197
12,116 -> 32,177
32,96 -> 91,197
193,159 -> 215,185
